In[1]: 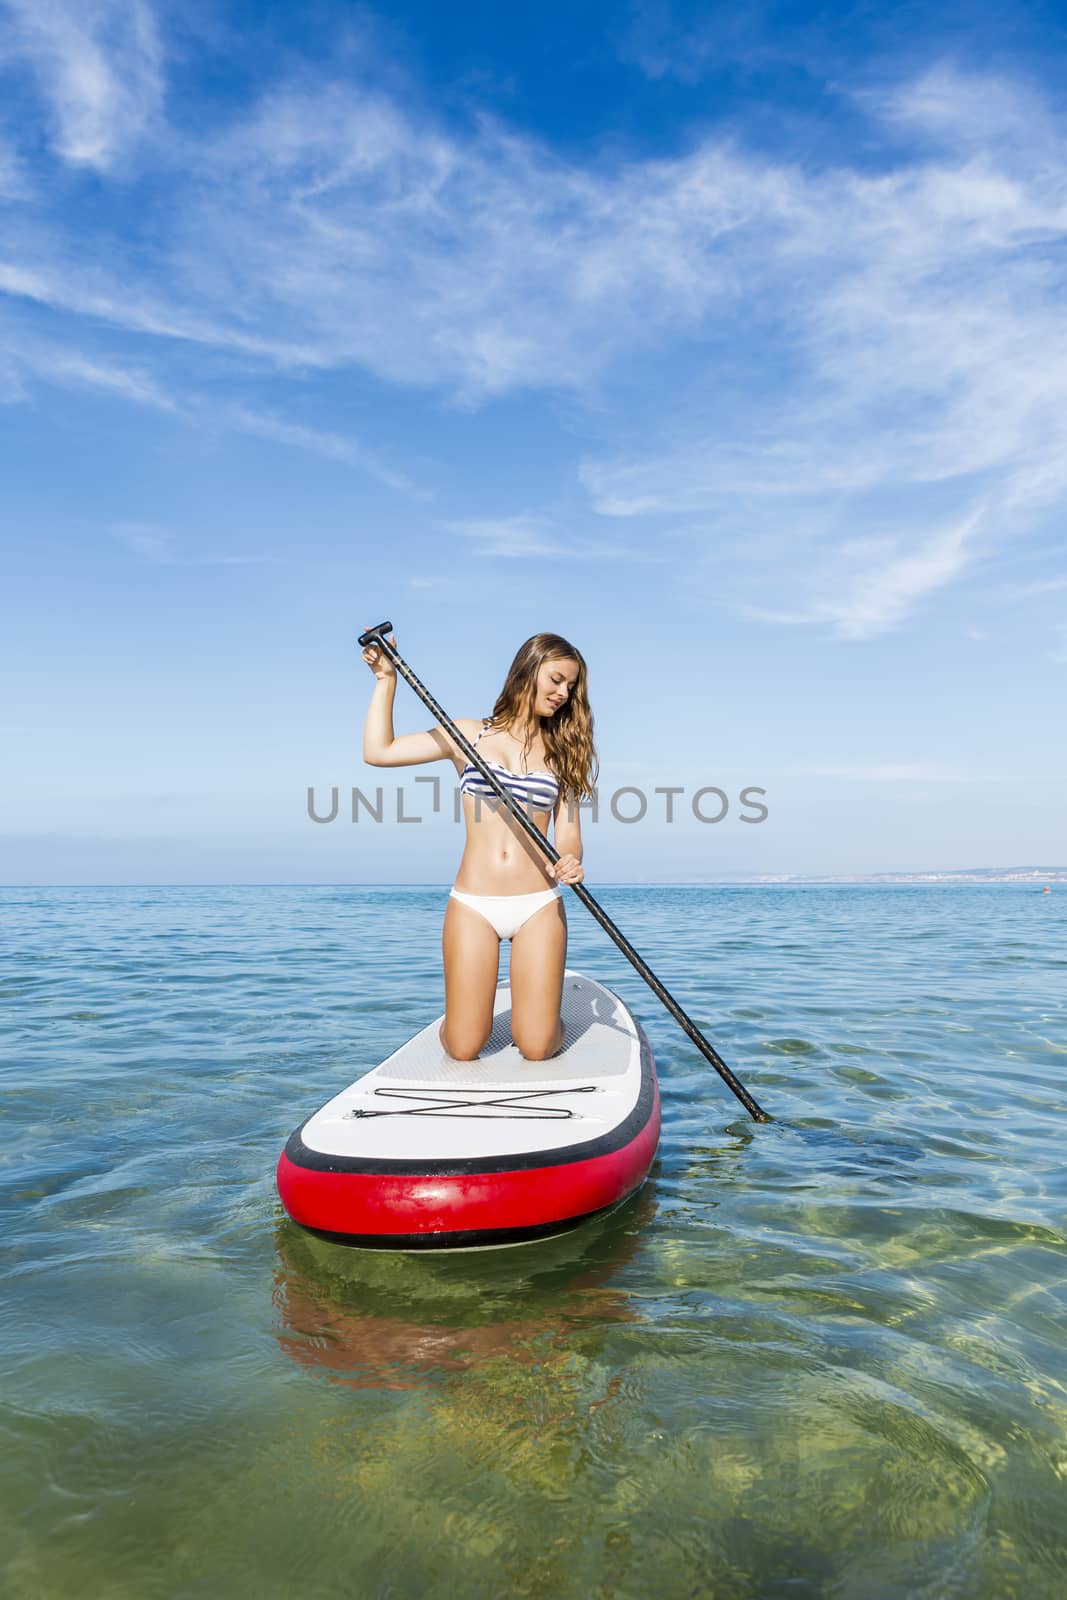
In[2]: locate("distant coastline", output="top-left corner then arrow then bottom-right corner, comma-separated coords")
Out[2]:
674,867 -> 1066,885
3,868 -> 1063,889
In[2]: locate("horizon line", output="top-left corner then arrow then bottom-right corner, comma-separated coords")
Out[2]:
1,875 -> 1063,890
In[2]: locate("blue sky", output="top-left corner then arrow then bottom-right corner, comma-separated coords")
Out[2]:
2,0 -> 1065,884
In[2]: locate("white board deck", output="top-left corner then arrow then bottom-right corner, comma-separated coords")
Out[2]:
298,969 -> 646,1165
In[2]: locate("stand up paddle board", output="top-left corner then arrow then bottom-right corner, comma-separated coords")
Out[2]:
277,969 -> 660,1249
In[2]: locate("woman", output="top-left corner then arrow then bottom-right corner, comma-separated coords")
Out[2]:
362,630 -> 597,1063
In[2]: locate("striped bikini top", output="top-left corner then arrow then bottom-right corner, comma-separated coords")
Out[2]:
459,719 -> 560,811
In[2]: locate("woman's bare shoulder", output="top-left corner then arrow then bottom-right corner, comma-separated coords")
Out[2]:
447,716 -> 487,743
436,716 -> 488,766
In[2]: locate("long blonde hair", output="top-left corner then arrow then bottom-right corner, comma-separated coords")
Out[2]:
486,633 -> 598,802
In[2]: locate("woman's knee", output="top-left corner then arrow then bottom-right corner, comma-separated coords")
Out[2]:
440,1020 -> 491,1060
451,1038 -> 488,1061
513,1021 -> 561,1060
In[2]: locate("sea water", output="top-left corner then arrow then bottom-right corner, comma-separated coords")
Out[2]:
2,884 -> 1065,1599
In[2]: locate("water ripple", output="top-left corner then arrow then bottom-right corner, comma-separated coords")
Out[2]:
2,884 -> 1066,1598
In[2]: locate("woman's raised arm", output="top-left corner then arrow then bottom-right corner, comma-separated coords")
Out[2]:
366,719 -> 479,768
361,630 -> 477,767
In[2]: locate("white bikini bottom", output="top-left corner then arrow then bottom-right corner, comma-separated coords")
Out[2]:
449,884 -> 564,941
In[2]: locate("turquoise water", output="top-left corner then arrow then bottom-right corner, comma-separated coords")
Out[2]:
2,884 -> 1065,1599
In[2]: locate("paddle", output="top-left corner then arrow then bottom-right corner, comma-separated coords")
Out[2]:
357,621 -> 772,1124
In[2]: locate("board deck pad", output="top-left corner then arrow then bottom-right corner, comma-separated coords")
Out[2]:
384,972 -> 631,1081
297,972 -> 640,1163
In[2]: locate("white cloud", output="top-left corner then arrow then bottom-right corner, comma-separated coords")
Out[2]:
444,515 -> 647,560
223,404 -> 419,493
112,522 -> 174,562
0,322 -> 420,485
224,405 -> 360,464
1009,574 -> 1067,599
0,260 -> 320,363
772,514 -> 978,641
0,136 -> 25,197
861,64 -> 1062,165
579,72 -> 1067,635
2,0 -> 164,172
110,521 -> 277,567
445,516 -> 593,559
2,50 -> 1067,635
4,331 -> 179,409
0,83 -> 798,396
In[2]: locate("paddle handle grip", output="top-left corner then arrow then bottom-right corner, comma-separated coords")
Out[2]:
358,621 -> 394,648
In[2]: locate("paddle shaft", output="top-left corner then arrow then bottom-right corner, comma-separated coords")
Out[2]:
358,621 -> 771,1123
